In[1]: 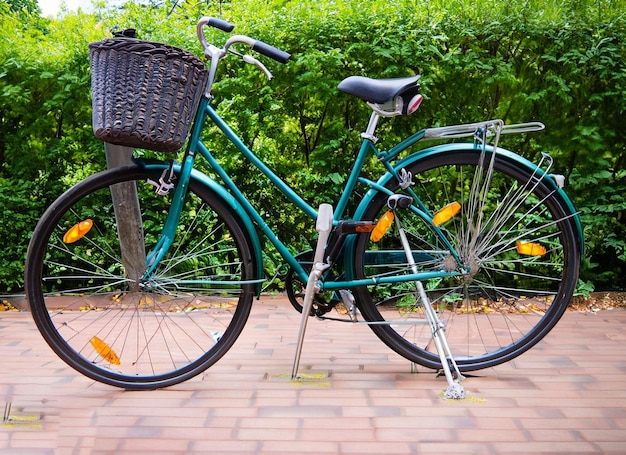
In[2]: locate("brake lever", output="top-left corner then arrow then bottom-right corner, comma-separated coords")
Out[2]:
243,54 -> 274,79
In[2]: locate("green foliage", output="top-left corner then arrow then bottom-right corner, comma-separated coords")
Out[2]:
1,0 -> 626,292
0,4 -> 104,291
4,0 -> 39,14
569,167 -> 626,286
0,178 -> 40,291
575,279 -> 595,298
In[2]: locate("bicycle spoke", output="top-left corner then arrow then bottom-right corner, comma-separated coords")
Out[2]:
26,167 -> 254,388
354,150 -> 578,371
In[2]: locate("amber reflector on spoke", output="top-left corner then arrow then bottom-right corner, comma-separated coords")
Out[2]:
63,219 -> 93,244
432,202 -> 461,226
370,211 -> 394,242
90,336 -> 121,365
516,241 -> 547,256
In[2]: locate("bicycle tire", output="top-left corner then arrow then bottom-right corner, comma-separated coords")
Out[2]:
25,165 -> 256,389
352,149 -> 580,371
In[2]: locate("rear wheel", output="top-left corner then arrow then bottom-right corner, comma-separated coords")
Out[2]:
25,165 -> 256,389
353,150 -> 580,371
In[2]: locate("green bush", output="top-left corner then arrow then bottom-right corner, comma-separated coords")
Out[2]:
1,0 -> 625,292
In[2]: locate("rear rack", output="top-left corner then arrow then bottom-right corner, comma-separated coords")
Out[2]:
424,120 -> 545,140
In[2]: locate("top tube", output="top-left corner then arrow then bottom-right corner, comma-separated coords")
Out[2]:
186,70 -> 398,227
199,101 -> 319,221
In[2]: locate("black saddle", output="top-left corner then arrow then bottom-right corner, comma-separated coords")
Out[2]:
337,75 -> 420,104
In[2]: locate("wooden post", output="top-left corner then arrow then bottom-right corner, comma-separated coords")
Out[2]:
104,143 -> 146,292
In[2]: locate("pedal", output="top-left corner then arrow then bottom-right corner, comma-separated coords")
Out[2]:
335,220 -> 375,233
338,290 -> 357,321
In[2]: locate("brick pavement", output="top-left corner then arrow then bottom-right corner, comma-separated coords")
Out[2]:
1,295 -> 625,454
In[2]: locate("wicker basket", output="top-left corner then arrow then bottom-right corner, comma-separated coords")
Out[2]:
89,38 -> 208,153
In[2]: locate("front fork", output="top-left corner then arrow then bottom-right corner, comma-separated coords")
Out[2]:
142,156 -> 195,280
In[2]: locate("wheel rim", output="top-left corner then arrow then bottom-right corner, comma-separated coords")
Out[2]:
26,167 -> 254,387
354,151 -> 579,370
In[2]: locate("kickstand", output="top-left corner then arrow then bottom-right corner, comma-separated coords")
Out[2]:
291,204 -> 333,380
394,209 -> 466,399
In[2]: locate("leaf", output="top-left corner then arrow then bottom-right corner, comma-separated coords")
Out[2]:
328,172 -> 344,184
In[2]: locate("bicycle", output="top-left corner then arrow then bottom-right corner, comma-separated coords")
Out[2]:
24,17 -> 582,396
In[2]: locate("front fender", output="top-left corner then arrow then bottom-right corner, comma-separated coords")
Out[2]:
140,160 -> 264,295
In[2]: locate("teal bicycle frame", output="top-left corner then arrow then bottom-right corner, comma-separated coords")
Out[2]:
142,94 -> 583,295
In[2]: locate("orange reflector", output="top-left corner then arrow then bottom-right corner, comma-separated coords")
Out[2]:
432,202 -> 461,226
516,241 -> 546,256
63,219 -> 93,244
370,211 -> 394,242
90,336 -> 121,365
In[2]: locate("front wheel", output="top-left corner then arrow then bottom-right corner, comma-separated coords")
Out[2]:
352,149 -> 580,371
25,165 -> 256,389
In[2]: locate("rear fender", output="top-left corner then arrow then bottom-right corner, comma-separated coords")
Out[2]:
347,143 -> 584,266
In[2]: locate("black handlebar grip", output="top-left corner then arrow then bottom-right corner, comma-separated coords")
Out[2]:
208,18 -> 235,32
251,40 -> 291,64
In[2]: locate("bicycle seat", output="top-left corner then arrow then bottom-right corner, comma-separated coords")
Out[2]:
337,75 -> 420,104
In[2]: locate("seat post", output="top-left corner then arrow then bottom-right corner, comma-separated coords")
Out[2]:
361,111 -> 380,143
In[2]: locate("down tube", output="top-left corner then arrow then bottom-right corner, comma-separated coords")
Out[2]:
198,105 -> 317,280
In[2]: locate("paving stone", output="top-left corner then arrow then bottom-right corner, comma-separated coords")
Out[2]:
1,298 -> 625,454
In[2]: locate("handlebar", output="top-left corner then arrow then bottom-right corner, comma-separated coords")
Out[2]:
196,16 -> 290,65
251,40 -> 290,64
205,17 -> 235,33
196,16 -> 290,93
